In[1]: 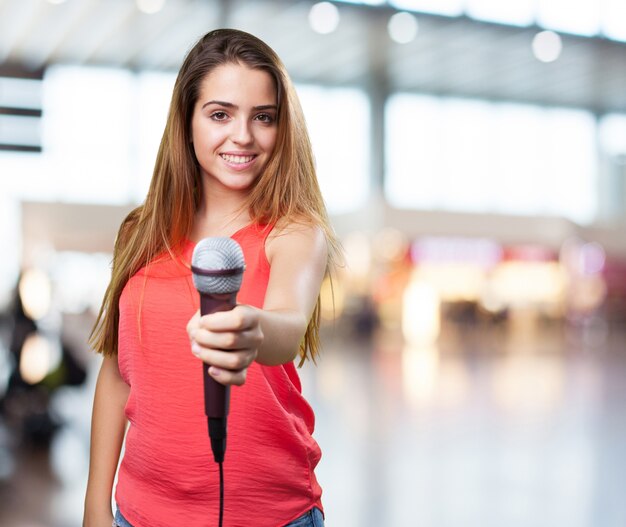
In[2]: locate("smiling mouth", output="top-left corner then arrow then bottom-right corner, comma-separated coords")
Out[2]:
220,154 -> 256,164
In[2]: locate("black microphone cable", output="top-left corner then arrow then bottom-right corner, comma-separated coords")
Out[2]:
208,416 -> 227,527
219,461 -> 224,527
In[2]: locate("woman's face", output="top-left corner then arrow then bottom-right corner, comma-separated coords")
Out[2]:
191,62 -> 278,194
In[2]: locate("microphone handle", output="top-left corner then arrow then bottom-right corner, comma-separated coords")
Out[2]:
200,291 -> 237,463
200,292 -> 237,419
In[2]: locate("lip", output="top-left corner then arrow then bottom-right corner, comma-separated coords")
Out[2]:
220,152 -> 258,171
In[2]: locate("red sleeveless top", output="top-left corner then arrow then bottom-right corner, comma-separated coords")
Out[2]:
115,224 -> 323,526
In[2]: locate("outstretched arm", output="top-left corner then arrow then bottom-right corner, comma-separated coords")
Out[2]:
188,223 -> 328,385
257,222 -> 328,364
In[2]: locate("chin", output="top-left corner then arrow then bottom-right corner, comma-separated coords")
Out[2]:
225,178 -> 257,191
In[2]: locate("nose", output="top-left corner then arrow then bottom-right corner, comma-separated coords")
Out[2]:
232,118 -> 253,145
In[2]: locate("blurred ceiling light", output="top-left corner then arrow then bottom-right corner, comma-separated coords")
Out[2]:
532,30 -> 562,63
136,0 -> 166,15
388,12 -> 419,44
18,268 -> 52,320
309,2 -> 341,34
19,334 -> 52,385
47,0 -> 67,4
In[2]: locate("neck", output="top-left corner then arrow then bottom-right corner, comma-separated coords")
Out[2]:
192,187 -> 251,239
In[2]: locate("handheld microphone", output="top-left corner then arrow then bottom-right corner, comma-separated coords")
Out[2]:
191,237 -> 245,463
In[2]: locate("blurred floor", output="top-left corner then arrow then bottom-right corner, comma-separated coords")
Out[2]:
1,317 -> 626,527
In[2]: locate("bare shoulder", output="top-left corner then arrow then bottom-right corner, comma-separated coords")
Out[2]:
266,219 -> 328,264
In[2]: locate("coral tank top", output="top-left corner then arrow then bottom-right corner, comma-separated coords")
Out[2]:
115,224 -> 323,526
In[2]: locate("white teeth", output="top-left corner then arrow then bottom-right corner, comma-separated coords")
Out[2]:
221,154 -> 254,164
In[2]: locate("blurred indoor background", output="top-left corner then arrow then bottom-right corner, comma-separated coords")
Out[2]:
1,1 -> 626,526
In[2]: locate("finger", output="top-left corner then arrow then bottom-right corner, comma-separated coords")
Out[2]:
199,306 -> 254,332
192,327 -> 263,352
191,345 -> 257,371
186,310 -> 201,339
207,365 -> 248,387
192,329 -> 239,350
191,346 -> 253,387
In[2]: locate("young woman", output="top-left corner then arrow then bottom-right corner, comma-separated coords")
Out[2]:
83,29 -> 339,527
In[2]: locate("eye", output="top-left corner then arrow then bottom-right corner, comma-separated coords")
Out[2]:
255,113 -> 275,124
210,111 -> 229,121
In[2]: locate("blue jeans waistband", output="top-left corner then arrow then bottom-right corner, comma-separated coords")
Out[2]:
114,506 -> 324,527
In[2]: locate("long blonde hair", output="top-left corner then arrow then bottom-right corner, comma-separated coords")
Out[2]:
90,29 -> 340,364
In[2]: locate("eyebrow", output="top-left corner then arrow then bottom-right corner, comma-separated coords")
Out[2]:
201,100 -> 277,111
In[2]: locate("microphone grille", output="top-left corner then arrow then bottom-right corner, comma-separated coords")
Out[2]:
191,237 -> 245,294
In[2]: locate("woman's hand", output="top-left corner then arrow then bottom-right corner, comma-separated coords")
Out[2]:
187,305 -> 263,386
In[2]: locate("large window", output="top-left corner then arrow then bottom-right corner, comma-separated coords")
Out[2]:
297,84 -> 370,214
385,93 -> 598,224
42,66 -> 136,203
